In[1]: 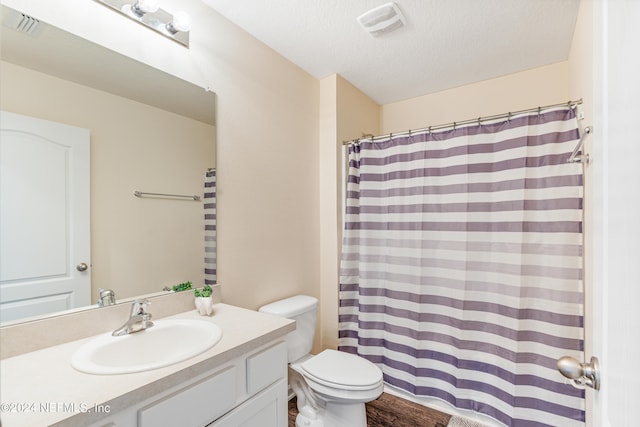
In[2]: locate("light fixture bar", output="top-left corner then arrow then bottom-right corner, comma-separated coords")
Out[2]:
95,0 -> 190,47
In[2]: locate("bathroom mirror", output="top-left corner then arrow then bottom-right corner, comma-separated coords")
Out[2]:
0,5 -> 216,324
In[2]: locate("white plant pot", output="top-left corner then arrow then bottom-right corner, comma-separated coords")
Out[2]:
195,296 -> 213,316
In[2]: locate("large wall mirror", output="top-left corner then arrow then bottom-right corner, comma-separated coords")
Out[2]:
0,5 -> 216,324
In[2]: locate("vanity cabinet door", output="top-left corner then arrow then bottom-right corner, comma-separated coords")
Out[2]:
246,341 -> 287,395
209,379 -> 287,427
138,366 -> 237,427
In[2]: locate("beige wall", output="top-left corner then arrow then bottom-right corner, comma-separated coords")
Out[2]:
0,60 -> 214,301
569,1 -> 594,121
207,10 -> 320,310
381,61 -> 570,133
319,75 -> 379,350
318,75 -> 339,352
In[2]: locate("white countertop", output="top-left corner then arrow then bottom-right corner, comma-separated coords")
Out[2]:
0,304 -> 294,427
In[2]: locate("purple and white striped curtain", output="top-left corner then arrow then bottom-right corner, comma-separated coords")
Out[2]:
338,107 -> 585,427
204,169 -> 217,284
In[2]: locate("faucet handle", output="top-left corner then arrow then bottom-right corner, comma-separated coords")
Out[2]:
131,299 -> 151,316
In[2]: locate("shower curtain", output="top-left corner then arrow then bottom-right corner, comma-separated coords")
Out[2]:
338,107 -> 585,427
204,169 -> 217,284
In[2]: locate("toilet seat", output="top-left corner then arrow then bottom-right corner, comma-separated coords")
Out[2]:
300,349 -> 383,391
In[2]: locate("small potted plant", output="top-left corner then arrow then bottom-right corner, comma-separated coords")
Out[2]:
194,284 -> 214,316
172,281 -> 192,292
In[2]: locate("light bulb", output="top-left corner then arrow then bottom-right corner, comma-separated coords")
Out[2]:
131,0 -> 159,16
167,11 -> 191,33
137,0 -> 159,13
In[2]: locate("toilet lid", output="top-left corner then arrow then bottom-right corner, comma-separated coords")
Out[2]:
301,349 -> 382,388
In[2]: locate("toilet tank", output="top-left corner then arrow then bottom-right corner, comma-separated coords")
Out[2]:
258,295 -> 318,363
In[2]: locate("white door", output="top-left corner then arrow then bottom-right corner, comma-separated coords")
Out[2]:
0,110 -> 91,322
590,1 -> 639,426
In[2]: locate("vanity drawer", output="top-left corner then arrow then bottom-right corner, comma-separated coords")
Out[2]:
246,341 -> 287,395
138,366 -> 237,427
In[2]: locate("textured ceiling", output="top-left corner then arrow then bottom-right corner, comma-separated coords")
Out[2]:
201,0 -> 580,105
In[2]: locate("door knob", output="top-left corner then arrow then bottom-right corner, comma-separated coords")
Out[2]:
557,356 -> 600,390
76,262 -> 89,272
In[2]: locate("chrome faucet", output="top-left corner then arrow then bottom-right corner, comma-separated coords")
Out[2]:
112,299 -> 154,336
97,288 -> 116,307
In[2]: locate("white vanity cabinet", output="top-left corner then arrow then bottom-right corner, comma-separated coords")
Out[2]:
209,379 -> 287,427
89,341 -> 288,427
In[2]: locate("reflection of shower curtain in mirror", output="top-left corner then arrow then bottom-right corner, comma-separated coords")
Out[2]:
204,169 -> 217,284
339,107 -> 585,427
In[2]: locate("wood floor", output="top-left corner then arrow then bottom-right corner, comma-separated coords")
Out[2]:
288,392 -> 452,427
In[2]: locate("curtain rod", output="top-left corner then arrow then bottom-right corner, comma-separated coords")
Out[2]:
342,98 -> 583,146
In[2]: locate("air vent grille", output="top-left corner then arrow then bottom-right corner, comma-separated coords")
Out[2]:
357,2 -> 406,37
14,13 -> 40,34
2,9 -> 44,37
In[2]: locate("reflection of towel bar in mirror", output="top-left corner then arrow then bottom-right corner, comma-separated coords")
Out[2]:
134,191 -> 201,201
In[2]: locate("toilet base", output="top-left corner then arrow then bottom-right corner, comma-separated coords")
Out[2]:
294,401 -> 367,427
324,401 -> 367,427
295,412 -> 324,427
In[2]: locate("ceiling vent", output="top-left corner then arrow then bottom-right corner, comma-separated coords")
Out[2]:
357,2 -> 406,37
2,9 -> 44,37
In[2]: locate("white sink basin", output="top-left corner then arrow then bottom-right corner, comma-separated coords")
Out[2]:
71,319 -> 222,375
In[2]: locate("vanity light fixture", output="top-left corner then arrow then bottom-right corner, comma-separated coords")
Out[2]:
95,0 -> 191,47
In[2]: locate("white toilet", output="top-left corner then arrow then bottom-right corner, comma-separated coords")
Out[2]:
259,295 -> 383,427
